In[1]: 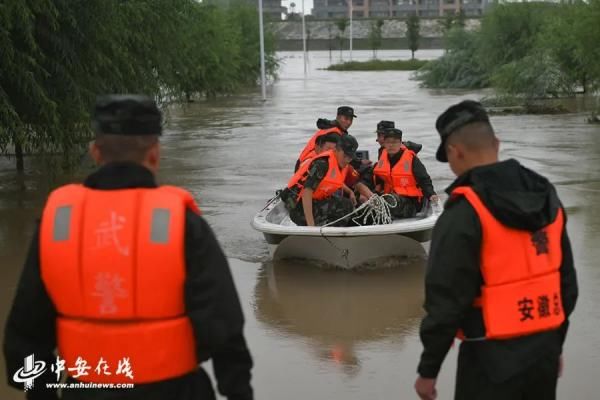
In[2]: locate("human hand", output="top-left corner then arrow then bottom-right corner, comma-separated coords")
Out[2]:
361,159 -> 372,166
415,376 -> 437,400
429,195 -> 439,203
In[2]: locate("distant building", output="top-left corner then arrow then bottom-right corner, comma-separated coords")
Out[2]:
312,0 -> 488,19
261,0 -> 286,20
205,0 -> 286,20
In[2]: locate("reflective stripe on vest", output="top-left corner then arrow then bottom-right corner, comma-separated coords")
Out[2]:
453,186 -> 565,340
298,127 -> 343,163
373,148 -> 423,198
287,150 -> 347,201
40,184 -> 201,383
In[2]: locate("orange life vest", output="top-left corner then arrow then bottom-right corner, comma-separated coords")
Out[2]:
298,126 -> 343,163
39,184 -> 200,384
373,148 -> 423,199
287,150 -> 348,201
303,150 -> 317,161
344,165 -> 361,188
453,186 -> 565,340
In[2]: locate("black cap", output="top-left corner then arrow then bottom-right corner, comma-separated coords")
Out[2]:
383,128 -> 403,140
338,134 -> 359,160
376,120 -> 395,133
435,100 -> 490,162
316,118 -> 337,130
93,94 -> 162,136
337,106 -> 357,118
315,132 -> 340,146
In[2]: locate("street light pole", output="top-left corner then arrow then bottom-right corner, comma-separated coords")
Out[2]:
302,0 -> 307,75
349,0 -> 353,61
258,0 -> 267,101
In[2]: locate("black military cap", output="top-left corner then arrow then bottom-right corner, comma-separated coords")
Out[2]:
383,128 -> 403,140
339,134 -> 359,160
315,132 -> 340,145
376,120 -> 395,133
435,100 -> 490,162
337,106 -> 357,118
93,94 -> 162,136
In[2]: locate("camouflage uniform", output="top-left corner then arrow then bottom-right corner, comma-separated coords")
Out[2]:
289,195 -> 354,227
283,157 -> 354,227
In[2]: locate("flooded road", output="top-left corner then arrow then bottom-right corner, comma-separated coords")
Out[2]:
1,50 -> 600,399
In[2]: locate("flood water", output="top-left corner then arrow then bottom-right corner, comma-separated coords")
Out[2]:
1,50 -> 599,399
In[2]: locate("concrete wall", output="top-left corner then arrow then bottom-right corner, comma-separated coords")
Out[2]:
272,17 -> 480,50
277,37 -> 445,51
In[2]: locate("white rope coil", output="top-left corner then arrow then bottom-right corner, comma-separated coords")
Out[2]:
317,194 -> 399,268
352,194 -> 397,226
321,194 -> 397,228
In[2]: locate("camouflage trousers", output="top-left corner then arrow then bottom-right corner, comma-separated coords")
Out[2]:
289,196 -> 354,227
385,193 -> 418,219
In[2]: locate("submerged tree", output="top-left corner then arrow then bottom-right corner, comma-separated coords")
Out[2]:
406,15 -> 420,60
336,17 -> 349,60
0,0 -> 278,171
369,19 -> 385,59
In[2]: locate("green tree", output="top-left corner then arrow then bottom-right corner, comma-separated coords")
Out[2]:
416,0 -> 600,114
0,0 -> 278,171
491,52 -> 571,99
416,28 -> 487,89
336,17 -> 349,60
573,0 -> 600,118
477,3 -> 556,74
536,3 -> 587,94
406,15 -> 420,60
369,19 -> 385,59
455,9 -> 466,29
438,14 -> 455,35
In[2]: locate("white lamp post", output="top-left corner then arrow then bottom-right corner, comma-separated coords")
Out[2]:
258,0 -> 267,100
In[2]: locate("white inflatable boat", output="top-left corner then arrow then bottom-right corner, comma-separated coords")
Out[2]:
252,198 -> 441,268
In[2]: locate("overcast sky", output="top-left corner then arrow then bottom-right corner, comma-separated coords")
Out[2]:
281,0 -> 315,14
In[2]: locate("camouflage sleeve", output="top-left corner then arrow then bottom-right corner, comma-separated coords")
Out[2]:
303,159 -> 329,191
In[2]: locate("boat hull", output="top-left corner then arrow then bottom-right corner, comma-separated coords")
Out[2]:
271,234 -> 430,269
253,199 -> 439,268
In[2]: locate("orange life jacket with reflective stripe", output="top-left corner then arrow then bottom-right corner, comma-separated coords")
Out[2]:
373,148 -> 423,199
298,127 -> 344,163
287,150 -> 348,201
453,186 -> 565,340
39,184 -> 200,384
303,150 -> 317,161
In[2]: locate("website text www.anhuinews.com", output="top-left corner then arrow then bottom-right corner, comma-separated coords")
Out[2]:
46,382 -> 135,389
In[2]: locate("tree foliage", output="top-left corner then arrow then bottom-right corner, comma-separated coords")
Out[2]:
415,28 -> 487,89
406,15 -> 420,60
416,0 -> 600,113
369,19 -> 385,59
336,17 -> 349,59
0,0 -> 278,170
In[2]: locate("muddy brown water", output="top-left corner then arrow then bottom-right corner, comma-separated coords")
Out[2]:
1,50 -> 599,399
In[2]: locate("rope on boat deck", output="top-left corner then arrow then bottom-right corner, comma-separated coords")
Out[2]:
318,194 -> 398,268
260,191 -> 282,212
351,194 -> 398,226
321,194 -> 398,228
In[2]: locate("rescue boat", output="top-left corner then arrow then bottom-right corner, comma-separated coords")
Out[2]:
251,198 -> 441,269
